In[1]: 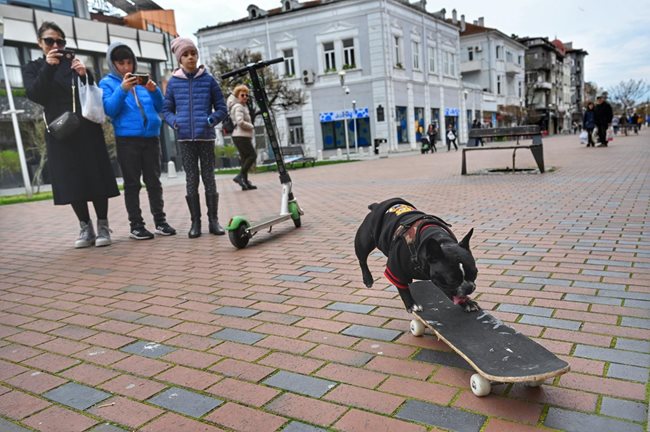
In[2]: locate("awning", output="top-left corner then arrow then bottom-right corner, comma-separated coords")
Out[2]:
138,30 -> 167,61
2,18 -> 37,44
74,17 -> 108,54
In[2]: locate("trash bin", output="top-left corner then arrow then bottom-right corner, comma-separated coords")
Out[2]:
374,138 -> 387,155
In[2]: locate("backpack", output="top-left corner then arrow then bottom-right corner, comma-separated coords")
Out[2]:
222,111 -> 235,135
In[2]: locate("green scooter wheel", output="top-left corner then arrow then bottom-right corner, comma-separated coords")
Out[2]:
229,223 -> 250,249
288,202 -> 301,228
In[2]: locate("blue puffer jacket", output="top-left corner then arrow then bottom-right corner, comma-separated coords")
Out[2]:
162,66 -> 227,141
99,42 -> 163,138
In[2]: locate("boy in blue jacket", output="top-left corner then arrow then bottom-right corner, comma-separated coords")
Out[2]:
162,37 -> 227,238
99,42 -> 176,240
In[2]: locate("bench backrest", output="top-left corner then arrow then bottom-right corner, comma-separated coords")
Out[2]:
469,125 -> 541,139
281,145 -> 305,157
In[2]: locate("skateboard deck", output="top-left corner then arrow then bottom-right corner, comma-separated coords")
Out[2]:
409,281 -> 570,383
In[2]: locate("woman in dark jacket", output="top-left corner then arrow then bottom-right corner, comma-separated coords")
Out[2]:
22,21 -> 119,248
582,102 -> 596,147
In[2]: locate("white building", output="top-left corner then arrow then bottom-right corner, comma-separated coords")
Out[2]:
197,0 -> 469,158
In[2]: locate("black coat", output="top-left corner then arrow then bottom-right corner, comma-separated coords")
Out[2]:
594,101 -> 613,126
22,57 -> 119,205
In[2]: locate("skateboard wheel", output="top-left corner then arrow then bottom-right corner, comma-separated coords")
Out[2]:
525,380 -> 543,388
470,373 -> 491,397
410,320 -> 425,337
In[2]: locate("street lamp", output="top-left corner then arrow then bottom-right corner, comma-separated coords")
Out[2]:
519,98 -> 524,125
338,70 -> 350,160
352,99 -> 358,153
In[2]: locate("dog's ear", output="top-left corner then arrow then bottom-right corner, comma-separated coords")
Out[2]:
420,238 -> 444,261
459,228 -> 474,250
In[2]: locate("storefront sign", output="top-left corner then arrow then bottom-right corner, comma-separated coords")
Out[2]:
444,108 -> 460,116
320,107 -> 369,122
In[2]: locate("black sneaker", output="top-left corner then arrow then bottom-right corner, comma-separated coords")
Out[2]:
155,222 -> 177,236
130,226 -> 154,240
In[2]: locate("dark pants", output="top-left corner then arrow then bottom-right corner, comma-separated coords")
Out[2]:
447,138 -> 458,151
232,136 -> 257,179
180,141 -> 217,196
71,199 -> 108,223
596,124 -> 608,145
116,137 -> 166,228
585,127 -> 595,147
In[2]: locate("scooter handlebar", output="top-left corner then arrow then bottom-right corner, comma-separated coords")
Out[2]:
221,57 -> 284,79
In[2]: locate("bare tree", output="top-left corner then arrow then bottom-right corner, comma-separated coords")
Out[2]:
608,79 -> 649,111
23,110 -> 47,193
208,48 -> 306,125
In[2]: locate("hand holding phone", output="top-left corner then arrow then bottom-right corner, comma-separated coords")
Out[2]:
132,74 -> 150,86
57,49 -> 75,60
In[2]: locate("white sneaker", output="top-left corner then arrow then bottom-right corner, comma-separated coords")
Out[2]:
75,221 -> 96,248
95,219 -> 112,247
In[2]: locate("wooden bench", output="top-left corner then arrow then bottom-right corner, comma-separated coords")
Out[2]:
463,126 -> 545,175
262,145 -> 316,169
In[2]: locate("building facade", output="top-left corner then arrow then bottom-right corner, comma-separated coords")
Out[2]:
198,0 -> 469,158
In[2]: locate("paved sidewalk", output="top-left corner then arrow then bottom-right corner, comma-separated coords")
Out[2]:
0,130 -> 648,432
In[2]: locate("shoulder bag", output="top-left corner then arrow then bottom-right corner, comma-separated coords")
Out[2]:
44,75 -> 80,140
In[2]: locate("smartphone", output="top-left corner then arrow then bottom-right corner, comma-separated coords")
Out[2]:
57,49 -> 75,60
132,73 -> 149,85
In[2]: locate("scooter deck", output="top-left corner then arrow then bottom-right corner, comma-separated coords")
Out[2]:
410,281 -> 569,382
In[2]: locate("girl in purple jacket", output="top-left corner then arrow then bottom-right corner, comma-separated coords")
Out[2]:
162,37 -> 227,238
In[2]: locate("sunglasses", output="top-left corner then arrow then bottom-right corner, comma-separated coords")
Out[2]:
41,37 -> 67,47
240,94 -> 249,97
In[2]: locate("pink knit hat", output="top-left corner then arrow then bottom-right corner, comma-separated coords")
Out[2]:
170,37 -> 197,63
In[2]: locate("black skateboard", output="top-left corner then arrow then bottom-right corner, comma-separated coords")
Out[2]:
408,281 -> 570,396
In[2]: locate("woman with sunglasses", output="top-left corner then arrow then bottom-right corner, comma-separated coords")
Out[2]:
227,84 -> 257,190
22,21 -> 119,248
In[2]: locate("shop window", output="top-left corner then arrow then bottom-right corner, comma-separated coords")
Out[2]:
396,106 -> 408,143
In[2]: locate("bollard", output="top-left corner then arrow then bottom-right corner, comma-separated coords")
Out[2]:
317,150 -> 323,161
167,160 -> 177,178
336,148 -> 342,158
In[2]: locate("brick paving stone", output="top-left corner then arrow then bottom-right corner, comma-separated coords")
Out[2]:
453,391 -> 543,424
205,402 -> 287,432
206,377 -> 279,407
615,338 -> 650,353
211,328 -> 265,345
606,364 -> 648,382
111,355 -> 171,377
315,363 -> 387,389
0,418 -> 32,432
282,421 -> 328,432
0,390 -> 50,419
161,348 -> 221,368
324,383 -> 404,414
88,423 -> 129,432
334,409 -> 427,432
496,304 -> 553,317
98,374 -> 167,400
0,344 -> 42,362
0,359 -> 29,380
119,340 -> 176,358
259,352 -> 324,374
5,370 -> 67,394
378,376 -> 458,406
396,400 -> 486,432
574,345 -> 650,367
341,324 -> 401,341
208,358 -> 275,382
307,344 -> 374,366
265,393 -> 347,427
600,397 -> 648,423
155,365 -> 221,390
60,363 -> 120,386
518,315 -> 581,331
139,412 -> 225,432
22,352 -> 80,373
263,371 -> 336,398
43,382 -> 111,410
148,387 -> 223,418
414,348 -> 473,370
544,407 -> 644,432
87,396 -> 164,429
212,306 -> 260,318
326,302 -> 375,314
22,405 -> 98,432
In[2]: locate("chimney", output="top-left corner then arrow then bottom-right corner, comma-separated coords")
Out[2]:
478,16 -> 484,26
473,20 -> 478,25
460,14 -> 466,32
452,9 -> 457,24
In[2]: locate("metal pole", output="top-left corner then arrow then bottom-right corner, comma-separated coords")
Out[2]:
343,90 -> 350,160
352,100 -> 358,153
0,48 -> 31,197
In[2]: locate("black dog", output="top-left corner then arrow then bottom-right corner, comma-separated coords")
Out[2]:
354,198 -> 479,312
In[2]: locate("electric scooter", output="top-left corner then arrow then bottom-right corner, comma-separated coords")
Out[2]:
221,57 -> 303,249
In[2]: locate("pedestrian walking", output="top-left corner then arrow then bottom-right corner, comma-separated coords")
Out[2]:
583,101 -> 596,147
227,84 -> 257,190
426,123 -> 437,152
22,21 -> 119,248
100,42 -> 176,240
594,94 -> 613,147
446,124 -> 458,151
162,37 -> 228,238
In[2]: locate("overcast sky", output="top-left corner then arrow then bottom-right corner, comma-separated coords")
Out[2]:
155,0 -> 649,95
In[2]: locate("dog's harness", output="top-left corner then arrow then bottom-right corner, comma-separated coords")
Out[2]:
384,214 -> 455,289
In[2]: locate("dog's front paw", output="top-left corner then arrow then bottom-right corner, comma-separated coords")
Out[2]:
462,299 -> 481,312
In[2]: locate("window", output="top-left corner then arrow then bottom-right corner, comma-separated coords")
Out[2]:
288,117 -> 304,145
412,41 -> 420,70
442,51 -> 456,76
518,55 -> 523,65
467,46 -> 474,61
283,48 -> 295,76
428,46 -> 436,73
0,47 -> 23,87
497,75 -> 502,95
343,39 -> 355,69
394,36 -> 402,67
518,81 -> 523,98
396,106 -> 408,143
506,50 -> 513,63
496,46 -> 502,59
323,42 -> 336,72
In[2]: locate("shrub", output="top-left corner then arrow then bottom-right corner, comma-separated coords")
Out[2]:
0,150 -> 20,178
